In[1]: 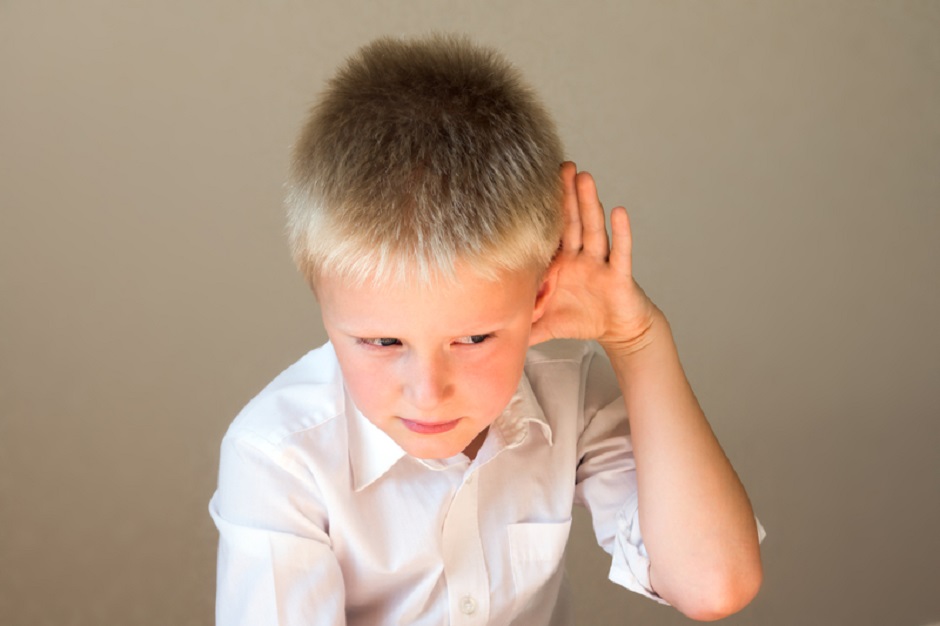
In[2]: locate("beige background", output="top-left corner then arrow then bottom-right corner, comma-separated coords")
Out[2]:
2,1 -> 938,624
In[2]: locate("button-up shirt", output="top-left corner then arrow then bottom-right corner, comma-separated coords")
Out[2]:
210,340 -> 666,625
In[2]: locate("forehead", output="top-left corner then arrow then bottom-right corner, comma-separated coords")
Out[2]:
317,264 -> 540,334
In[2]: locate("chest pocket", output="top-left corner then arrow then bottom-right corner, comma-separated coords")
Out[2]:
507,519 -> 572,612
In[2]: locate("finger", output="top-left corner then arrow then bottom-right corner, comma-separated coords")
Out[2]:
576,171 -> 610,260
560,162 -> 581,252
608,206 -> 633,277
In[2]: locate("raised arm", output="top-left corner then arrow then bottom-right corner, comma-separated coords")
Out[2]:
530,162 -> 762,620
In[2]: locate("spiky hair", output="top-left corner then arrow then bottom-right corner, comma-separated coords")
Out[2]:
286,34 -> 564,286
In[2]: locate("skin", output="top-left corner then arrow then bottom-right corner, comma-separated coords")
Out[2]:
317,262 -> 553,461
316,161 -> 763,620
531,162 -> 763,620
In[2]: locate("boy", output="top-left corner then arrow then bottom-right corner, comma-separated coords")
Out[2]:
210,34 -> 763,625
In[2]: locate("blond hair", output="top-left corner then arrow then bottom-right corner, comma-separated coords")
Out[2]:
286,34 -> 564,286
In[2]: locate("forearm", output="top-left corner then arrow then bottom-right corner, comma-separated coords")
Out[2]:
600,307 -> 762,620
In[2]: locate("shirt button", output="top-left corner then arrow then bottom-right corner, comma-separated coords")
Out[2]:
460,595 -> 477,615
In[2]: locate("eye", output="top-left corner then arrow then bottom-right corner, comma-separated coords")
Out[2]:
358,337 -> 401,347
454,334 -> 492,345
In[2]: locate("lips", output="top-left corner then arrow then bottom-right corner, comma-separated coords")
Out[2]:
400,418 -> 460,434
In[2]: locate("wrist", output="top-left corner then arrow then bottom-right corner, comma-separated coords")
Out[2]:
598,305 -> 668,358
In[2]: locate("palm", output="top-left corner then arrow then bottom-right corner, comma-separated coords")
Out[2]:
530,163 -> 655,347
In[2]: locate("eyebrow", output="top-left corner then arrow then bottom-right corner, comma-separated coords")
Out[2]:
328,317 -> 509,338
336,325 -> 500,338
323,303 -> 522,338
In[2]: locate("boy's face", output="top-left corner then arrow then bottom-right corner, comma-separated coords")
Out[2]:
317,264 -> 553,460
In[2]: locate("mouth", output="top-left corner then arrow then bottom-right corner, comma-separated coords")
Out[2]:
400,418 -> 461,434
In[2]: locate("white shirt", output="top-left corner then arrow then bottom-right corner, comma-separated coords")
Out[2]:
209,339 -> 667,625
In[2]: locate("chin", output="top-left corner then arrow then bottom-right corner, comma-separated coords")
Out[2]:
401,439 -> 468,460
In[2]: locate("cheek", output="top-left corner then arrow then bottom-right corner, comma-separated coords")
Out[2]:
335,351 -> 396,412
461,345 -> 527,405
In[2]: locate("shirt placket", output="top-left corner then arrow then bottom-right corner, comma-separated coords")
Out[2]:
441,470 -> 489,624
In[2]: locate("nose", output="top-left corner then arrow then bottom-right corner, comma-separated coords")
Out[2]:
403,350 -> 454,411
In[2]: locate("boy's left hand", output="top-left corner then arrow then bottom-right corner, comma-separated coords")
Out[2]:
529,162 -> 658,352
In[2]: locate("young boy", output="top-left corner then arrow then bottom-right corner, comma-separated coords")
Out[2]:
209,34 -> 763,625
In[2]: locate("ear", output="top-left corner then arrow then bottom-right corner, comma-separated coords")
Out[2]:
531,262 -> 559,325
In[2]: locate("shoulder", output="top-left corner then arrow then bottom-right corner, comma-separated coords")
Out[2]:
525,338 -> 593,367
525,339 -> 621,416
524,340 -> 592,405
525,339 -> 608,384
223,342 -> 348,451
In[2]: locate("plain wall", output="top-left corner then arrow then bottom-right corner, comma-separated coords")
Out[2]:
2,1 -> 938,624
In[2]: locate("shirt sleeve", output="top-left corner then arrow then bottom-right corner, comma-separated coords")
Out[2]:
209,432 -> 346,625
572,347 -> 766,605
572,348 -> 669,604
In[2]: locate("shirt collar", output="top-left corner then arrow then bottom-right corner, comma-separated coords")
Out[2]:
347,372 -> 552,492
346,396 -> 407,492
